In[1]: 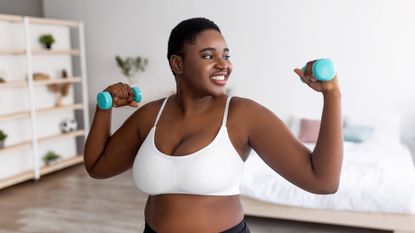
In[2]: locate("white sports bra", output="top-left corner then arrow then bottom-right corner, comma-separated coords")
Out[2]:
132,96 -> 245,196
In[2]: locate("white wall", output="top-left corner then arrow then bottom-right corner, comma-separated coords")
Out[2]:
43,0 -> 415,151
0,0 -> 44,17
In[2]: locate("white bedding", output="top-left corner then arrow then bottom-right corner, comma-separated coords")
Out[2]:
240,140 -> 415,214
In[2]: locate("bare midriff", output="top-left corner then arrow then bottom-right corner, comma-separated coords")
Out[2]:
144,194 -> 244,233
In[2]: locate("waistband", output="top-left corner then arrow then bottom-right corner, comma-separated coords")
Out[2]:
143,219 -> 249,233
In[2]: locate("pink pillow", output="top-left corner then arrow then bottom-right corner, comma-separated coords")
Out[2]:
298,118 -> 320,143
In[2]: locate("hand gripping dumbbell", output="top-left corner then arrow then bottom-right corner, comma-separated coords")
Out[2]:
97,86 -> 142,110
302,58 -> 336,81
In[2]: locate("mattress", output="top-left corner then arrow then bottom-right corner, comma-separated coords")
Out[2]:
240,140 -> 415,214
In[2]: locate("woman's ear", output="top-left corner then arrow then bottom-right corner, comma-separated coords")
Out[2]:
170,55 -> 183,75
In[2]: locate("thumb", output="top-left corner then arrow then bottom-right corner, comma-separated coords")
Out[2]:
129,101 -> 139,108
293,68 -> 305,78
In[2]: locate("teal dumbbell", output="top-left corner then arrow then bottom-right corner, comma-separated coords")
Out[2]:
302,58 -> 336,81
97,86 -> 142,110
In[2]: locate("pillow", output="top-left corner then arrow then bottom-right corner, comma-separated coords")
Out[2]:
343,125 -> 374,143
344,113 -> 401,142
298,118 -> 320,143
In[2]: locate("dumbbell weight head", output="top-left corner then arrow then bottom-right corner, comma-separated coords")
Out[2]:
301,58 -> 336,81
131,86 -> 142,103
97,86 -> 142,110
97,91 -> 113,110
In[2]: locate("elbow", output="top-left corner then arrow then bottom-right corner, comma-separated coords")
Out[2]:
318,185 -> 339,195
313,182 -> 339,194
84,163 -> 107,179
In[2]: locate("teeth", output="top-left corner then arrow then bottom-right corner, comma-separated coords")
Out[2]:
211,75 -> 225,81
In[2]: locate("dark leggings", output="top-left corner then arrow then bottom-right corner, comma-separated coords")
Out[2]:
143,219 -> 251,233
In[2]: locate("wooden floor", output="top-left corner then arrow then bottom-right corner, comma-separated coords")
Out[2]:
0,165 -> 390,233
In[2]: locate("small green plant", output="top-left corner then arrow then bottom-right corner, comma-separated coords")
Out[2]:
0,130 -> 7,141
39,34 -> 55,49
42,151 -> 61,165
115,55 -> 148,78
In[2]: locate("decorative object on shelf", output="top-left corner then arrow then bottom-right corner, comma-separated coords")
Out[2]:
61,69 -> 68,79
39,34 -> 55,49
0,129 -> 7,149
42,150 -> 61,166
47,70 -> 70,107
33,72 -> 50,81
59,118 -> 78,133
115,55 -> 148,84
0,70 -> 7,83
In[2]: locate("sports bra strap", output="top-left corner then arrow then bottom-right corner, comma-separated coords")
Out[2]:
222,96 -> 232,126
155,96 -> 231,127
154,96 -> 169,126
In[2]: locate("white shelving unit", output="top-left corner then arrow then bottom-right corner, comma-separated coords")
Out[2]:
0,14 -> 89,189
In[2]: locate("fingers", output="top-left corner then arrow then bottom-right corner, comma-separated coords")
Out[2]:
294,68 -> 305,79
129,101 -> 139,107
293,68 -> 317,85
104,82 -> 138,108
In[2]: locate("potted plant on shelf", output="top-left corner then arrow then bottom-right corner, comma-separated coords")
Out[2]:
0,129 -> 8,149
115,55 -> 148,85
42,150 -> 61,166
39,34 -> 55,49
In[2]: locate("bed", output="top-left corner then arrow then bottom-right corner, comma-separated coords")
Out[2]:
240,114 -> 415,233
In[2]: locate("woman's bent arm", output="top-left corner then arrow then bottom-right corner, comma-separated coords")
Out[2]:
84,106 -> 141,179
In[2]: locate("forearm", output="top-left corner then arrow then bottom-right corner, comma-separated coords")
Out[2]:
311,89 -> 343,192
84,107 -> 112,172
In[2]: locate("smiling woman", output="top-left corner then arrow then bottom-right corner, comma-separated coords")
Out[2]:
84,17 -> 343,233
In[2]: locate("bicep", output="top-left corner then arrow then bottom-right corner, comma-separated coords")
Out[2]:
247,103 -> 318,191
92,111 -> 142,177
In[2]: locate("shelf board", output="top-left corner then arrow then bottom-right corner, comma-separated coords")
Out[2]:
40,155 -> 83,176
0,77 -> 82,88
0,130 -> 85,154
0,80 -> 27,88
0,141 -> 32,154
0,49 -> 25,55
0,155 -> 83,189
0,14 -> 23,22
28,17 -> 79,28
32,49 -> 80,56
1,103 -> 84,122
38,130 -> 85,144
0,111 -> 30,121
0,170 -> 34,190
37,103 -> 84,114
0,14 -> 79,27
0,49 -> 80,56
33,77 -> 81,85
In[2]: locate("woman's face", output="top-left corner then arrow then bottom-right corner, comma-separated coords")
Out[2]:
179,29 -> 232,96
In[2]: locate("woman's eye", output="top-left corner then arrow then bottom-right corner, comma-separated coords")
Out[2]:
202,54 -> 213,60
223,55 -> 231,61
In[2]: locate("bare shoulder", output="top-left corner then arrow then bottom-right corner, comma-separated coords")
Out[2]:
229,96 -> 270,116
128,98 -> 166,139
228,96 -> 286,132
227,96 -> 275,131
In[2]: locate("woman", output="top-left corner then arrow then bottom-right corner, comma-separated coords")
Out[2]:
84,17 -> 343,233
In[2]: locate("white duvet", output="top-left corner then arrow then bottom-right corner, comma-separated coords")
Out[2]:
240,140 -> 415,214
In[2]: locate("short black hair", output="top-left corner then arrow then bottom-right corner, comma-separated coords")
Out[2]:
167,17 -> 221,61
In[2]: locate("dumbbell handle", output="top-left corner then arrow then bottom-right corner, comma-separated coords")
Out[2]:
97,86 -> 142,110
302,58 -> 336,81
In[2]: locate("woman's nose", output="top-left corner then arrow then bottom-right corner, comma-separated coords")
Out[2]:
215,57 -> 228,70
